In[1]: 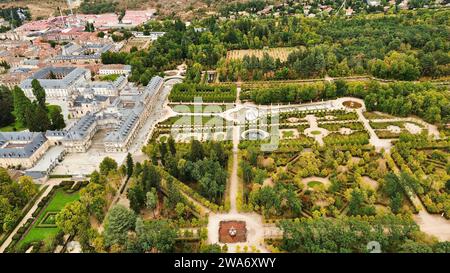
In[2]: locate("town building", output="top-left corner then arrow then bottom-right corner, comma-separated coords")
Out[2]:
0,132 -> 51,169
19,66 -> 91,99
62,76 -> 164,153
131,31 -> 166,41
52,42 -> 114,64
99,64 -> 132,76
77,75 -> 127,97
68,92 -> 112,119
0,71 -> 34,89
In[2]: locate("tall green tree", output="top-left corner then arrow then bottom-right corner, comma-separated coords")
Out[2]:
133,219 -> 177,253
26,105 -> 51,132
145,188 -> 158,217
126,153 -> 134,178
31,79 -> 46,109
103,205 -> 136,247
0,85 -> 14,128
99,157 -> 118,175
49,106 -> 66,130
12,86 -> 31,125
56,201 -> 90,236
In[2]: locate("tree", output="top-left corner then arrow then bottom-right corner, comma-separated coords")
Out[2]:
191,159 -> 227,202
241,161 -> 253,184
335,80 -> 348,97
383,172 -> 404,214
279,215 -> 420,253
85,22 -> 95,32
145,188 -> 158,217
186,63 -> 203,83
133,219 -> 177,253
80,182 -> 106,221
12,86 -> 32,125
0,85 -> 14,128
26,105 -> 51,132
17,176 -> 38,201
175,202 -> 185,219
103,205 -> 136,247
0,197 -> 14,233
56,201 -> 89,236
247,146 -> 259,166
141,163 -> 161,192
159,143 -> 168,164
128,184 -> 145,213
126,153 -> 134,178
168,137 -> 176,156
166,176 -> 182,209
99,157 -> 118,175
31,79 -> 46,109
49,106 -> 66,130
190,140 -> 204,161
200,243 -> 222,253
400,240 -> 433,253
348,188 -> 374,216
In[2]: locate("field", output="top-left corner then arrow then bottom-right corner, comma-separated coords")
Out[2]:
18,189 -> 80,247
226,47 -> 298,62
121,37 -> 151,53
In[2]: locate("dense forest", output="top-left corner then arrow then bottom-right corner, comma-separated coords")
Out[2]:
215,10 -> 450,81
242,80 -> 449,126
279,215 -> 450,253
102,9 -> 449,85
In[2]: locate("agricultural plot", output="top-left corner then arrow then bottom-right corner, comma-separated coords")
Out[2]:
121,37 -> 151,52
226,47 -> 297,62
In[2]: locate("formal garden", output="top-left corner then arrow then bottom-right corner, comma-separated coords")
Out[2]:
389,133 -> 450,218
6,181 -> 88,253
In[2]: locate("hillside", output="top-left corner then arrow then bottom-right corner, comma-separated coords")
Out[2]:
0,0 -> 269,20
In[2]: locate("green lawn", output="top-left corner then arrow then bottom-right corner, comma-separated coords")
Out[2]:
282,131 -> 294,138
307,181 -> 323,188
99,74 -> 120,81
0,120 -> 26,132
19,189 -> 80,246
171,104 -> 226,113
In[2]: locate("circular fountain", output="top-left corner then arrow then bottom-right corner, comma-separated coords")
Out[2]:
241,129 -> 269,140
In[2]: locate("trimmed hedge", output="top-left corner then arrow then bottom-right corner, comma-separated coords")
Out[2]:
169,83 -> 237,102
